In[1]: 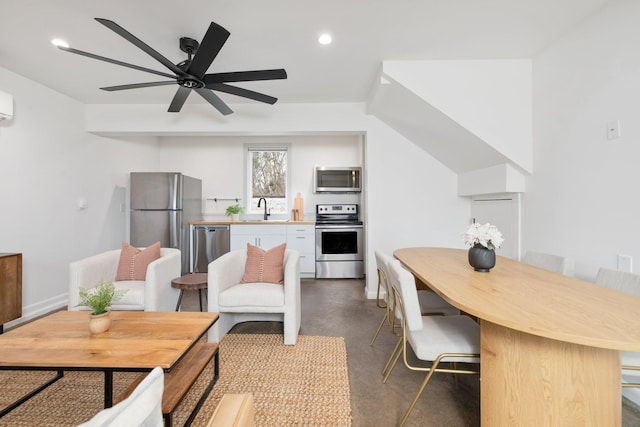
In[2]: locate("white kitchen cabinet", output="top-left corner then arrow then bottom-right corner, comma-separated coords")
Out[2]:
230,225 -> 287,251
229,223 -> 316,277
286,224 -> 316,277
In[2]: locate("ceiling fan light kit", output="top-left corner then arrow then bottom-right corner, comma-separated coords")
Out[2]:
57,18 -> 287,115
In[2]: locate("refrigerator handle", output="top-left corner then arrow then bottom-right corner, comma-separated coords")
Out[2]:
170,173 -> 181,210
169,211 -> 179,248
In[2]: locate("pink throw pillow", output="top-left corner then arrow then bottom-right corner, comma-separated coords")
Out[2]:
115,241 -> 161,281
240,243 -> 286,284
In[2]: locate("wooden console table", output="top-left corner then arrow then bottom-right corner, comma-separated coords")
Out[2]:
394,247 -> 640,427
0,253 -> 22,334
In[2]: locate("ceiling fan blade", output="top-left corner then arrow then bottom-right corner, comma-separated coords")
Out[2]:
95,18 -> 188,77
203,69 -> 287,84
57,46 -> 177,79
195,88 -> 233,115
168,86 -> 191,112
187,22 -> 230,78
101,81 -> 176,91
207,83 -> 277,104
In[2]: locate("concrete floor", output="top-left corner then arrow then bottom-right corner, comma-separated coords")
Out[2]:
181,277 -> 640,426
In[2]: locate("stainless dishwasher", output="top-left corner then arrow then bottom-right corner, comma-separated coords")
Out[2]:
190,225 -> 230,273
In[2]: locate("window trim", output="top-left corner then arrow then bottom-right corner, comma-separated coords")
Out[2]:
244,143 -> 292,216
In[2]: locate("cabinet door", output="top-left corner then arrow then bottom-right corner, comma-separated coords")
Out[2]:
297,252 -> 316,275
286,224 -> 315,275
230,234 -> 253,251
230,225 -> 287,251
286,233 -> 315,253
257,234 -> 288,250
0,253 -> 22,325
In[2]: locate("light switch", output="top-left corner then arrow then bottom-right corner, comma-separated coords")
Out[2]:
618,254 -> 633,272
77,198 -> 88,210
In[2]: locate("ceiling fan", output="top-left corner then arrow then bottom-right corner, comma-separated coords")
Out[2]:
57,18 -> 287,115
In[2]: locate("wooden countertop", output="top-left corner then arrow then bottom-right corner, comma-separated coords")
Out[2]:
191,221 -> 315,225
394,247 -> 640,351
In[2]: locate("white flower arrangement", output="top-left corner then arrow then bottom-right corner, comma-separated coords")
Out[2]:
463,222 -> 504,250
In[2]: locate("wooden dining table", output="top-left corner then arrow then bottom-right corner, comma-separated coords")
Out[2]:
394,247 -> 640,427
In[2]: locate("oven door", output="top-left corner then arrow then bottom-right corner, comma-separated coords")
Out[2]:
315,225 -> 363,261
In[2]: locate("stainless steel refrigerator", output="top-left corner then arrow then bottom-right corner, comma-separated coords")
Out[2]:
130,172 -> 202,274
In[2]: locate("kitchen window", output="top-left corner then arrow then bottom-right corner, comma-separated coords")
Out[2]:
245,145 -> 290,214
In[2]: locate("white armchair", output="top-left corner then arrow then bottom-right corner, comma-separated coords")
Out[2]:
68,248 -> 181,312
208,249 -> 301,345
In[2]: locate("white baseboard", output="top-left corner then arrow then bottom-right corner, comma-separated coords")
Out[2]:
3,294 -> 67,330
366,287 -> 383,300
623,382 -> 640,407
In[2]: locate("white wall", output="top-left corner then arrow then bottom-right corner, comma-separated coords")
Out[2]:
363,118 -> 470,268
527,0 -> 640,281
0,66 -> 159,326
382,59 -> 533,174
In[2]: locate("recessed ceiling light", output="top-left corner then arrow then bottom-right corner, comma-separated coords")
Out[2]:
318,34 -> 332,45
51,38 -> 69,48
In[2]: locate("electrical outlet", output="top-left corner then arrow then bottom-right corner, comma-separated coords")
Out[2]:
607,120 -> 621,140
618,254 -> 633,272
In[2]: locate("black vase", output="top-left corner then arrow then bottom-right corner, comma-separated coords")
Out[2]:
468,244 -> 496,272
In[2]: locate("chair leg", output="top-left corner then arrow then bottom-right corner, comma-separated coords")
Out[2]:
370,312 -> 388,346
198,289 -> 204,311
175,290 -> 184,312
397,361 -> 441,427
622,365 -> 640,387
382,337 -> 403,382
452,361 -> 459,387
375,271 -> 387,309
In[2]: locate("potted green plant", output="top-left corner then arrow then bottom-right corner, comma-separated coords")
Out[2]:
225,203 -> 244,222
77,280 -> 127,333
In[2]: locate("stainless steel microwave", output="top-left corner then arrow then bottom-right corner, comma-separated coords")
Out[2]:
314,167 -> 362,193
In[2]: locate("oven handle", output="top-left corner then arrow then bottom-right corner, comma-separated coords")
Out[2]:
315,224 -> 363,229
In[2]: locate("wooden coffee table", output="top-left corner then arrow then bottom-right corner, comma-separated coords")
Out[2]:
0,310 -> 219,419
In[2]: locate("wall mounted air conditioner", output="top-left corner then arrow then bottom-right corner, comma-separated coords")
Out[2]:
0,90 -> 14,121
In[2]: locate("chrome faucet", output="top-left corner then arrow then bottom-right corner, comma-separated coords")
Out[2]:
257,197 -> 270,220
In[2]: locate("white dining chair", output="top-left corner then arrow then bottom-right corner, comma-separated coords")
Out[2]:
595,267 -> 640,388
522,250 -> 575,276
370,251 -> 393,346
371,251 -> 459,345
386,258 -> 480,426
371,251 -> 460,381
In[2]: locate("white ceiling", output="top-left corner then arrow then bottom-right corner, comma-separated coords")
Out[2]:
0,0 -> 610,109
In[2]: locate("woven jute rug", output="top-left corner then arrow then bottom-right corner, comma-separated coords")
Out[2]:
0,333 -> 352,426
